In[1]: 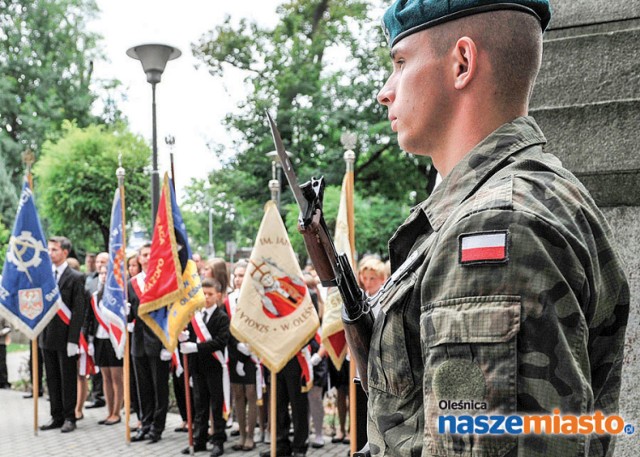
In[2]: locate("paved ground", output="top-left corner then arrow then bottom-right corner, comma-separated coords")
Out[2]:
1,351 -> 351,457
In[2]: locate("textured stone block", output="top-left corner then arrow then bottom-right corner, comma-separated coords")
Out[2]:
603,207 -> 640,457
548,0 -> 640,29
532,28 -> 640,108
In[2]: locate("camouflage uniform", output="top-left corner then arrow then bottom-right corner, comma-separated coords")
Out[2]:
367,116 -> 629,457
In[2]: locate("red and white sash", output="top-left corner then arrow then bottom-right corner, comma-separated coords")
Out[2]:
91,293 -> 109,334
171,348 -> 184,377
296,346 -> 313,393
191,309 -> 231,419
78,333 -> 98,376
131,271 -> 146,298
57,299 -> 72,326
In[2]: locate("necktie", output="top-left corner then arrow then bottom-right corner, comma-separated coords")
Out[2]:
54,269 -> 58,283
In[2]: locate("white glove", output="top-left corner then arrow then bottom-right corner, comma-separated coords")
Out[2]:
67,342 -> 79,357
236,361 -> 246,377
237,342 -> 251,356
88,342 -> 95,357
189,376 -> 193,388
127,322 -> 135,332
310,353 -> 323,367
178,330 -> 190,343
180,342 -> 198,354
160,348 -> 173,361
125,302 -> 131,315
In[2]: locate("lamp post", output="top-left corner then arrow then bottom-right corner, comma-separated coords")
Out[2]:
266,150 -> 293,211
126,43 -> 181,226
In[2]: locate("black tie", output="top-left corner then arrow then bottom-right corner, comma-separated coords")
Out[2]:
54,269 -> 58,283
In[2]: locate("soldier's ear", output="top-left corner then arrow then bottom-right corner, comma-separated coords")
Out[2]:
452,36 -> 477,90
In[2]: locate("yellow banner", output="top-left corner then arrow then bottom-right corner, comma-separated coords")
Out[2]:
230,201 -> 320,373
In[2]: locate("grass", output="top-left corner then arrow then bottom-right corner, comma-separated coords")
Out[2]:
7,343 -> 29,353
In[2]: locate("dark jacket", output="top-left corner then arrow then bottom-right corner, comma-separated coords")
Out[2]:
39,265 -> 86,352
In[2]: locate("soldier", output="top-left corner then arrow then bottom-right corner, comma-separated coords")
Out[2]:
366,1 -> 630,456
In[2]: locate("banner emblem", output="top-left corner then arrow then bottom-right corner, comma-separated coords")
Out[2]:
18,288 -> 44,320
8,231 -> 47,275
250,259 -> 306,319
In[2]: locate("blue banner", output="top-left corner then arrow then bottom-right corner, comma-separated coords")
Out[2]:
0,181 -> 60,340
100,189 -> 127,359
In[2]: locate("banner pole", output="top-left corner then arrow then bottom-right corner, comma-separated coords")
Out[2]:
23,150 -> 38,436
117,157 -> 131,444
184,354 -> 194,455
270,370 -> 277,457
344,145 -> 358,456
32,338 -> 39,436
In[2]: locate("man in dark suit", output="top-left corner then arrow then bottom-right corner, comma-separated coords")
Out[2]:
180,277 -> 230,456
128,243 -> 172,444
39,236 -> 86,433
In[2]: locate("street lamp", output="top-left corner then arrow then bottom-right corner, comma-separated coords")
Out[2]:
126,43 -> 181,226
266,150 -> 293,211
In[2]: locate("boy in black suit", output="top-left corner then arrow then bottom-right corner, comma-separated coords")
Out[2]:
180,278 -> 230,456
39,236 -> 86,433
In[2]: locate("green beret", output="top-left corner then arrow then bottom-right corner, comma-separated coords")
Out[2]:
382,0 -> 552,47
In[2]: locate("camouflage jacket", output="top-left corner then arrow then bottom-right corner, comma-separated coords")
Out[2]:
366,117 -> 629,457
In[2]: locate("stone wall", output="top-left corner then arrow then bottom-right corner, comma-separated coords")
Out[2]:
530,1 -> 640,454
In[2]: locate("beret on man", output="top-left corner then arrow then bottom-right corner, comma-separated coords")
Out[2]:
382,0 -> 552,47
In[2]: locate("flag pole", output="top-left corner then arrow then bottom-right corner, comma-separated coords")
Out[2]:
116,157 -> 131,444
184,353 -> 194,455
168,149 -> 195,455
270,370 -> 277,457
343,142 -> 358,456
23,149 -> 39,436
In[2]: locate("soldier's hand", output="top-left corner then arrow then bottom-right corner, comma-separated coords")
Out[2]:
159,348 -> 173,361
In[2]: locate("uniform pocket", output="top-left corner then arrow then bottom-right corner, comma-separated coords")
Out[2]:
422,295 -> 520,457
368,272 -> 419,398
367,272 -> 424,457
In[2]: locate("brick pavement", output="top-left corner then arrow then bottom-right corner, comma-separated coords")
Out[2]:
1,351 -> 350,457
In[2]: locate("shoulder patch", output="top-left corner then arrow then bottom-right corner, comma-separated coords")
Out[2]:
459,231 -> 509,265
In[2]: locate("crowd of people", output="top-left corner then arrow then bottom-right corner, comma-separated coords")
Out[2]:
28,236 -> 391,457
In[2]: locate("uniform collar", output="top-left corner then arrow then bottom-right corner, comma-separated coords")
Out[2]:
388,116 -> 545,269
421,116 -> 546,231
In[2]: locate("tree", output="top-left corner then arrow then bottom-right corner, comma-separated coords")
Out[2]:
33,122 -> 151,253
184,0 -> 436,257
0,0 -> 103,225
0,219 -> 8,272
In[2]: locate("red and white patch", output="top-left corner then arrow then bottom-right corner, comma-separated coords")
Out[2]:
459,231 -> 508,265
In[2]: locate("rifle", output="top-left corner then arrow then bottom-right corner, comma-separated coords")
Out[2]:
266,112 -> 374,393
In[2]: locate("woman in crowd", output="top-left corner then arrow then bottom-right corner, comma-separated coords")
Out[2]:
90,265 -> 124,425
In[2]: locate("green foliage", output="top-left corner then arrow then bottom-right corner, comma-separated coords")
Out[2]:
186,0 -> 435,257
284,184 -> 410,263
0,0 -> 105,225
0,218 -> 9,271
33,122 -> 151,253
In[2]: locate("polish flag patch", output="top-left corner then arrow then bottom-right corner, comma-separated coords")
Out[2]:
459,231 -> 508,265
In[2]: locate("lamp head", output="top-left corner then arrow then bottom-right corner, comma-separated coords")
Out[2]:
126,43 -> 181,84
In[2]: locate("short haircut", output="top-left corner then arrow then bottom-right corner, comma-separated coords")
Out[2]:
49,236 -> 72,252
67,257 -> 81,271
139,242 -> 151,254
202,277 -> 223,292
427,10 -> 542,106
